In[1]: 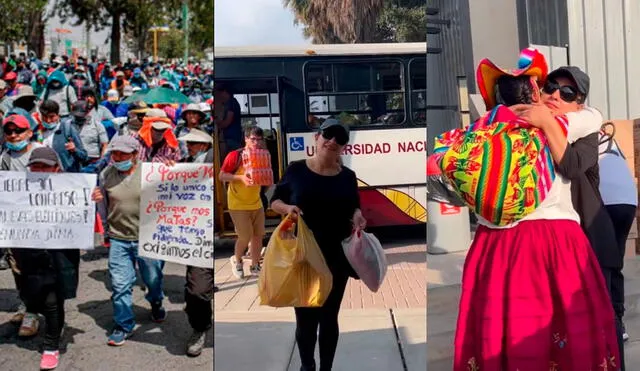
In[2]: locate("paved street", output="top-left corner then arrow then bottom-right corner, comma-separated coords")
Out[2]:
0,246 -> 213,371
214,232 -> 427,371
427,236 -> 640,370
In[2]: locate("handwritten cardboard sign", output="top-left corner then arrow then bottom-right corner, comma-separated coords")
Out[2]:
0,171 -> 97,249
139,163 -> 214,268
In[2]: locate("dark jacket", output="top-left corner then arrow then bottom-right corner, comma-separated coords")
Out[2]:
49,118 -> 89,172
558,132 -> 619,268
13,248 -> 80,301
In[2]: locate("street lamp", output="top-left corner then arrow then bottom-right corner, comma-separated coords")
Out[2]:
149,26 -> 170,62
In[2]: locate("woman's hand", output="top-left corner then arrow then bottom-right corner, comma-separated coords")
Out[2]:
352,209 -> 367,230
285,205 -> 302,221
510,103 -> 555,129
91,188 -> 103,202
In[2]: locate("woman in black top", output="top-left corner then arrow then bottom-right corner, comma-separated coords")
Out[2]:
271,119 -> 366,371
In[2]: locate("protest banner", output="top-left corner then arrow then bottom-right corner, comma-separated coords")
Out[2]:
139,162 -> 214,268
0,171 -> 97,250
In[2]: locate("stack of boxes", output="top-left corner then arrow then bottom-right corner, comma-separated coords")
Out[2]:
242,148 -> 274,186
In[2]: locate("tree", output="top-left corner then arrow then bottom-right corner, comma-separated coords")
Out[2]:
186,0 -> 214,55
283,0 -> 384,43
123,0 -> 170,60
56,0 -> 173,63
164,0 -> 213,59
56,0 -> 127,63
375,1 -> 426,42
157,29 -> 184,60
25,1 -> 50,58
284,0 -> 424,44
0,1 -> 49,57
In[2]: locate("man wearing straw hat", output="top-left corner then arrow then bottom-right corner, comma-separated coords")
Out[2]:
178,128 -> 216,356
175,103 -> 208,158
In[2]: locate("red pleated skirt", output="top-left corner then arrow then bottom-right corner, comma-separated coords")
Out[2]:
454,219 -> 620,371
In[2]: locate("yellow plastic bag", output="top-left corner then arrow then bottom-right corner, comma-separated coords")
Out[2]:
258,215 -> 333,307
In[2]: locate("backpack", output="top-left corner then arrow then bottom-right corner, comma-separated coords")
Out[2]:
43,84 -> 72,114
59,117 -> 75,141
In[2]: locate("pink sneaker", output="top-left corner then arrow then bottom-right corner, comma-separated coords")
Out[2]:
40,350 -> 59,370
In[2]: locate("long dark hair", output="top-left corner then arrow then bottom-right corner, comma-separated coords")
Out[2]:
494,75 -> 536,106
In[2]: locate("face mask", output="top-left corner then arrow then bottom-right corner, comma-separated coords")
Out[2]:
113,159 -> 134,172
42,121 -> 59,130
6,139 -> 28,152
50,82 -> 62,89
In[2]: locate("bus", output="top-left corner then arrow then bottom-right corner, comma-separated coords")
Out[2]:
214,43 -> 426,237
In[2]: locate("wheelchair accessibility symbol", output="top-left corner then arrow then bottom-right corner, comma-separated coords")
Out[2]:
289,137 -> 304,151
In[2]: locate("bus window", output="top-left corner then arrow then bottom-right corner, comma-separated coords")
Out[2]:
335,63 -> 370,92
409,59 -> 426,125
304,61 -> 406,128
306,64 -> 333,93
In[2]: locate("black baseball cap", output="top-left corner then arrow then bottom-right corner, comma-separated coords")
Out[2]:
547,66 -> 590,98
319,118 -> 349,136
71,101 -> 89,118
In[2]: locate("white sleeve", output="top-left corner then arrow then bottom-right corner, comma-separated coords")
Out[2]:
565,106 -> 603,143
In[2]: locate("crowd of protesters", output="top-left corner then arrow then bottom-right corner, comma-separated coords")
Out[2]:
0,52 -> 214,370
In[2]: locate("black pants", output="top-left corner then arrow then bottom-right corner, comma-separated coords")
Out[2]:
184,266 -> 214,332
294,274 -> 349,371
605,204 -> 637,320
24,286 -> 65,351
602,268 -> 625,371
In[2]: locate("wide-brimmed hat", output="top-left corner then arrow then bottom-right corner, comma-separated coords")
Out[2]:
476,47 -> 548,110
146,108 -> 167,119
179,128 -> 212,144
13,85 -> 36,104
181,103 -> 206,120
129,100 -> 149,114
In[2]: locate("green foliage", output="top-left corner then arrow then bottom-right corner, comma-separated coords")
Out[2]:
55,0 -> 213,61
376,2 -> 426,42
284,0 -> 426,44
0,0 -> 48,45
157,29 -> 184,59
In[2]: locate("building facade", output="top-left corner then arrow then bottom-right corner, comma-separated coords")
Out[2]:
427,0 -> 640,147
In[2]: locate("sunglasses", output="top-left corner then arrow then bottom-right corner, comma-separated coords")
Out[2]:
4,127 -> 28,135
542,80 -> 580,103
321,127 -> 349,146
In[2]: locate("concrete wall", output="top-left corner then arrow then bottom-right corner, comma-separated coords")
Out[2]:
566,0 -> 640,120
426,0 -> 470,149
466,0 -> 521,73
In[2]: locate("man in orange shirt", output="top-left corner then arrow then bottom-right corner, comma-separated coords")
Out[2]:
218,126 -> 265,279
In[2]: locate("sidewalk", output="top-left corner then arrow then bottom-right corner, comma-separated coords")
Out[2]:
215,242 -> 427,371
427,249 -> 640,369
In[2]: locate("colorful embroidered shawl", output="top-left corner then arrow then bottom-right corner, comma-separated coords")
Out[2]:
433,105 -> 568,226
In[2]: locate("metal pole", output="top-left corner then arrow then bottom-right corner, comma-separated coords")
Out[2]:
85,23 -> 91,57
153,30 -> 158,62
183,0 -> 189,63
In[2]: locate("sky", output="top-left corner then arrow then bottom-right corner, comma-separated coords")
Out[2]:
214,0 -> 309,47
